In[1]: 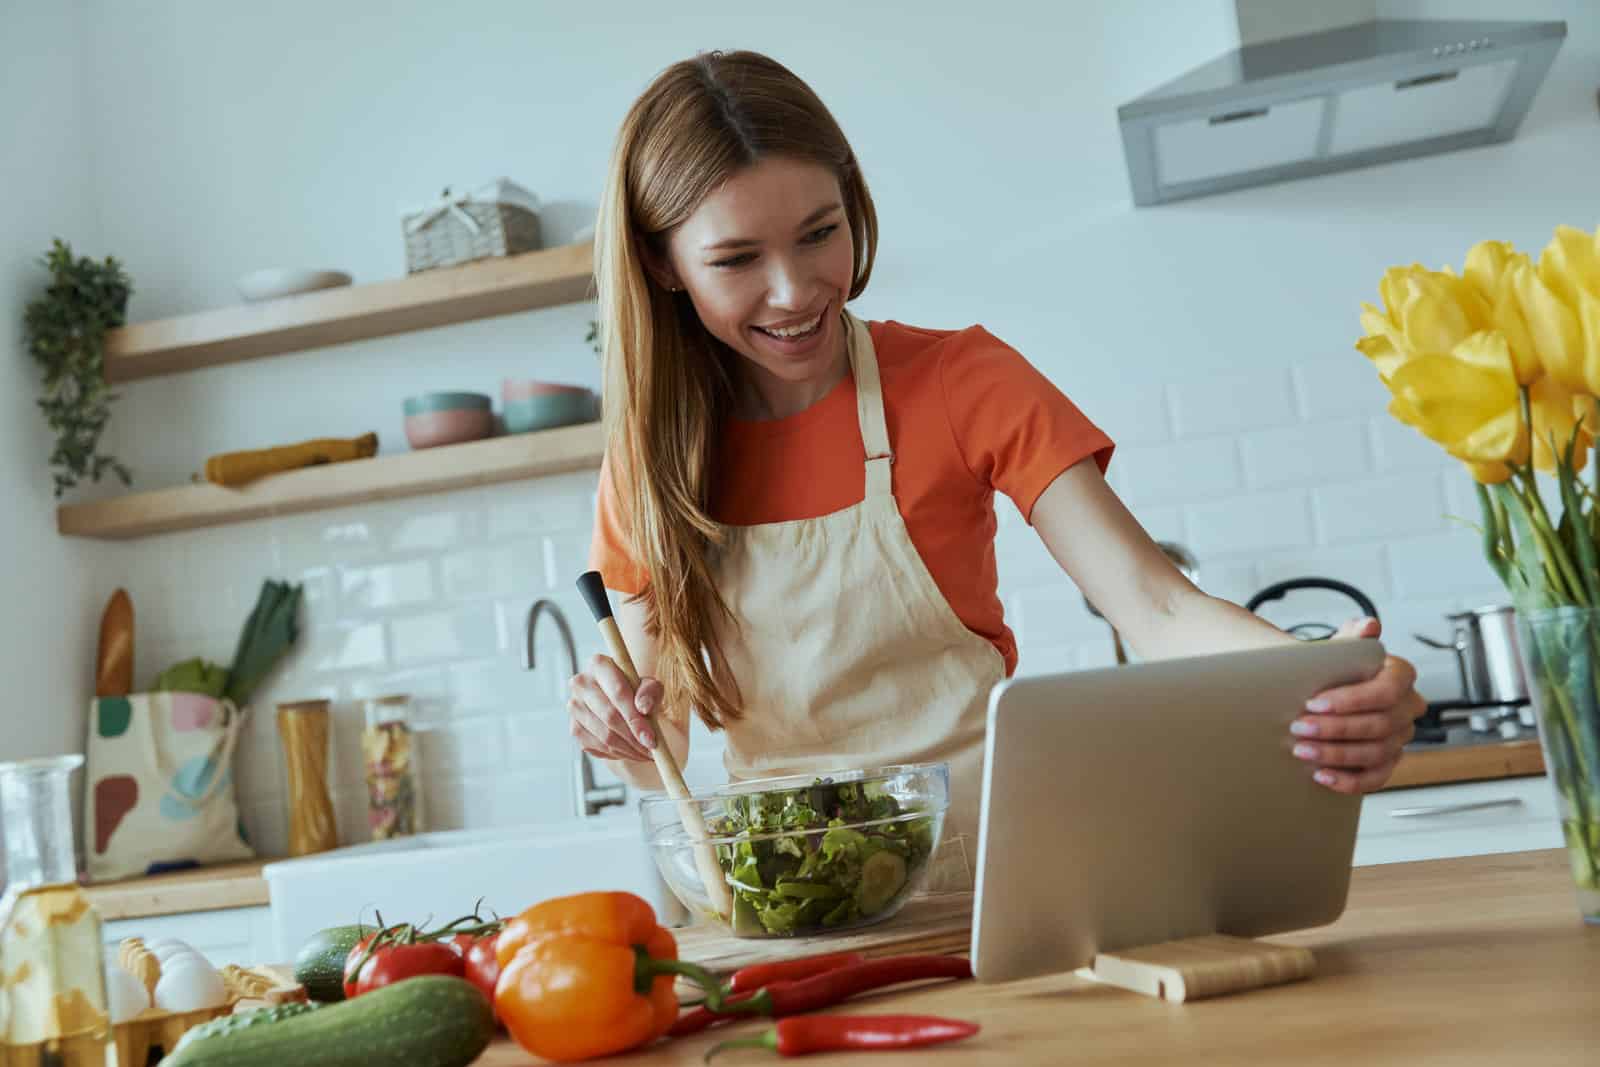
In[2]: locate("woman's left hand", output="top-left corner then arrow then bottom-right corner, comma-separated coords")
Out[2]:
1292,617 -> 1426,794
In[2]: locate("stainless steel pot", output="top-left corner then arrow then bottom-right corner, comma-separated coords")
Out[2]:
1415,605 -> 1527,705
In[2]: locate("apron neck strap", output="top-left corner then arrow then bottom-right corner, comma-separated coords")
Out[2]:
845,311 -> 894,499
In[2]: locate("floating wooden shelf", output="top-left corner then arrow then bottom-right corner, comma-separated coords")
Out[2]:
57,422 -> 605,539
103,242 -> 595,382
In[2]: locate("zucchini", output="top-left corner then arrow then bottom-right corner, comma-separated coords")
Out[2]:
292,923 -> 374,1002
164,975 -> 494,1067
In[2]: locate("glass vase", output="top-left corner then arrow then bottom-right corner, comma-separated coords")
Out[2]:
1515,606 -> 1600,923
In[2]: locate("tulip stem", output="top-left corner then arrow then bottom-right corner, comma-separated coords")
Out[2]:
1517,387 -> 1589,607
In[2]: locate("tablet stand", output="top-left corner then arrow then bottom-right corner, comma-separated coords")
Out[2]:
1089,935 -> 1315,1003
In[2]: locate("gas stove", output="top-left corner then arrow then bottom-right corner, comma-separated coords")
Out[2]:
1408,699 -> 1538,749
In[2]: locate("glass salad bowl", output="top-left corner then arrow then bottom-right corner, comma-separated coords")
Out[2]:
640,763 -> 949,938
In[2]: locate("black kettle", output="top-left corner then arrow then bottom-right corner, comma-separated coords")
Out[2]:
1245,578 -> 1380,641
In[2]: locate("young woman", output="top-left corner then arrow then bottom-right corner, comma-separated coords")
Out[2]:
571,50 -> 1424,873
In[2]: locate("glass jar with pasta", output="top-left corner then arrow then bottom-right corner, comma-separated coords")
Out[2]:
362,695 -> 422,840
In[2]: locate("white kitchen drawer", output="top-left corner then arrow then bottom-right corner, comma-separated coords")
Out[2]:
1354,776 -> 1562,866
102,906 -> 275,967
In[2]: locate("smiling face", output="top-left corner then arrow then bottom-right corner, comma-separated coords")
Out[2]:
656,155 -> 856,415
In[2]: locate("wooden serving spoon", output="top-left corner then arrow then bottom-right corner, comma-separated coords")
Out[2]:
576,571 -> 733,921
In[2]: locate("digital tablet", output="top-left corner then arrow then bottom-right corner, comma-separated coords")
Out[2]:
970,638 -> 1386,983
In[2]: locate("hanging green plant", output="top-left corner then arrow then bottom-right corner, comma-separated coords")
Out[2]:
23,238 -> 133,497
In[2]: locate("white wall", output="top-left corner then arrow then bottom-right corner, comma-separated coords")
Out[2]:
0,1 -> 108,880
5,1 -> 1594,860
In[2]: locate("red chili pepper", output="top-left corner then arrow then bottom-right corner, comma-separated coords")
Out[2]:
729,951 -> 865,994
670,955 -> 972,1037
705,1014 -> 980,1061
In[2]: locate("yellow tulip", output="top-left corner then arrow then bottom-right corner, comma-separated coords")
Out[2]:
1538,224 -> 1600,308
1536,224 -> 1600,396
1513,257 -> 1591,393
1357,264 -> 1484,381
1459,240 -> 1542,385
1385,331 -> 1526,468
1463,240 -> 1519,306
1465,460 -> 1514,485
1526,374 -> 1594,474
1397,269 -> 1483,354
1357,228 -> 1600,486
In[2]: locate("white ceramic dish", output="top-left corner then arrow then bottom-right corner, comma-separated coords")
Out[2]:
235,268 -> 353,303
262,814 -> 685,961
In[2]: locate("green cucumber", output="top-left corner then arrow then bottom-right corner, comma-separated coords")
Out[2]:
164,975 -> 494,1067
292,923 -> 374,1002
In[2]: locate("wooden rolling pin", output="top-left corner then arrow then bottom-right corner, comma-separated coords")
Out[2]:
204,432 -> 379,487
576,571 -> 734,921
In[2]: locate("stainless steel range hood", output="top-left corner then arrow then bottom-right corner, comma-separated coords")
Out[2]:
1118,17 -> 1566,207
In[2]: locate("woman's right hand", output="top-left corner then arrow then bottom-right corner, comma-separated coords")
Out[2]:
567,653 -> 662,762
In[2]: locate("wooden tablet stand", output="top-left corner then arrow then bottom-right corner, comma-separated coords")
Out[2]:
1088,935 -> 1315,1003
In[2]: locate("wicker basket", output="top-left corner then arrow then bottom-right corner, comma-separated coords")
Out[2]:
402,178 -> 542,274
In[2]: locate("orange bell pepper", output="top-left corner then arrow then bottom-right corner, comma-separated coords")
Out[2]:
493,890 -> 727,1063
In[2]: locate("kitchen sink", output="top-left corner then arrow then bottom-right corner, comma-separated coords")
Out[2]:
263,812 -> 687,962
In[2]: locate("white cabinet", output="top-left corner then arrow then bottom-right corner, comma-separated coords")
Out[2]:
1354,776 -> 1561,866
102,906 -> 276,967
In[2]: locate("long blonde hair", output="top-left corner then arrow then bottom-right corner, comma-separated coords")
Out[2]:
594,50 -> 878,731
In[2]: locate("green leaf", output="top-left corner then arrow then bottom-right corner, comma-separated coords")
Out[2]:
1494,482 -> 1561,609
1557,434 -> 1600,608
222,580 -> 304,706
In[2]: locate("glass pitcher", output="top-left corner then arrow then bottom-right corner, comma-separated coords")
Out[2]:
0,754 -> 112,1066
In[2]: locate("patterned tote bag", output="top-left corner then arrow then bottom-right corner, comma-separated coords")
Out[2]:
84,692 -> 254,882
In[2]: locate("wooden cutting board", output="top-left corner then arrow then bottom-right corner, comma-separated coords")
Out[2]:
672,891 -> 972,976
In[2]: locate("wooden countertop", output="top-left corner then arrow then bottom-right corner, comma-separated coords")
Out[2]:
82,859 -> 272,920
76,737 -> 1543,921
475,848 -> 1597,1065
1383,738 -> 1545,790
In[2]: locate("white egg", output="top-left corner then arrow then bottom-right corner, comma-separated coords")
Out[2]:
146,939 -> 194,964
105,965 -> 151,1023
154,955 -> 225,1013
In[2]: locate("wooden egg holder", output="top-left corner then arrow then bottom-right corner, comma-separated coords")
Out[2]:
1,964 -> 303,1066
1,1005 -> 228,1067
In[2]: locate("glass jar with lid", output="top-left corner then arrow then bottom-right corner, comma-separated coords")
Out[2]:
362,695 -> 422,840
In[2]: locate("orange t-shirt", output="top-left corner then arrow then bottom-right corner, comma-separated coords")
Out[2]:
587,319 -> 1115,675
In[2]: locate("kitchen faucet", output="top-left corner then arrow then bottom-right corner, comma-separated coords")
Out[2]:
524,599 -> 627,819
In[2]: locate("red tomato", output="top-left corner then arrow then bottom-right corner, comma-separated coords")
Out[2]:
343,936 -> 463,998
460,933 -> 502,1010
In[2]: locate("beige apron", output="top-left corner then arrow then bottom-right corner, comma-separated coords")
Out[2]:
713,310 -> 1006,892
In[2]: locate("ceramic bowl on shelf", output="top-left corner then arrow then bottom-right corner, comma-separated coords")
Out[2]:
502,389 -> 599,434
402,392 -> 494,449
501,378 -> 593,403
235,268 -> 353,303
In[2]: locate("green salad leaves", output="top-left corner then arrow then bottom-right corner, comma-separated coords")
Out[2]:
711,778 -> 935,937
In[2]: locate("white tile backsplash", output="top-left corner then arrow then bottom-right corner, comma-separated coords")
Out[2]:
1387,530 -> 1508,605
1291,358 -> 1393,422
1240,419 -> 1371,490
1186,488 -> 1314,558
1314,473 -> 1449,544
1168,371 -> 1297,438
1112,436 -> 1243,505
1370,417 -> 1455,475
123,387 -> 1497,858
339,558 -> 436,612
389,605 -> 501,664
